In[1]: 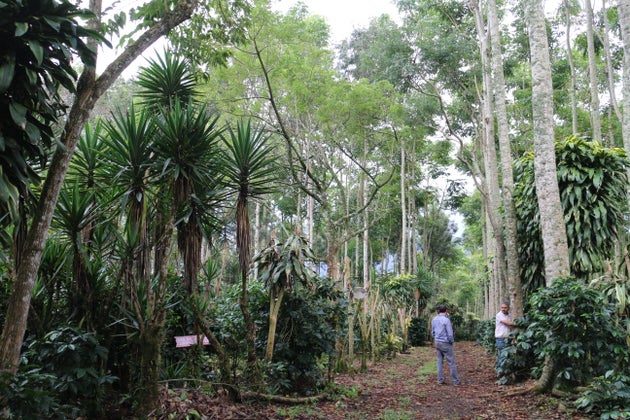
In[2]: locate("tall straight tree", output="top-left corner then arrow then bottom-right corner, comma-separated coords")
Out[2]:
525,0 -> 571,285
585,0 -> 602,142
486,0 -> 523,317
563,0 -> 579,134
472,0 -> 507,313
618,0 -> 630,208
526,0 -> 572,393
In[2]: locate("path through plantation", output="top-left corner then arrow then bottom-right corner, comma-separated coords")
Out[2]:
153,341 -> 587,419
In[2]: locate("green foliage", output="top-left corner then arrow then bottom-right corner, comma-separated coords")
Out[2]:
457,312 -> 480,342
575,370 -> 630,419
408,317 -> 429,346
254,233 -> 318,292
136,50 -> 198,111
475,319 -> 495,350
259,278 -> 348,394
524,277 -> 628,387
336,14 -> 414,90
379,332 -> 404,358
0,0 -> 103,217
514,136 -> 629,292
221,119 -> 279,199
10,327 -> 117,418
0,368 -> 63,419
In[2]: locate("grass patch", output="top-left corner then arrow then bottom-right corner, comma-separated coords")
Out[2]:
416,359 -> 437,382
276,405 -> 318,419
378,408 -> 414,420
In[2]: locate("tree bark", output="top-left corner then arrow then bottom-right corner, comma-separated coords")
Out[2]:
617,0 -> 630,212
526,0 -> 571,392
526,0 -> 571,286
472,0 -> 507,311
563,0 -> 578,135
487,0 -> 523,317
0,0 -> 198,375
585,0 -> 602,143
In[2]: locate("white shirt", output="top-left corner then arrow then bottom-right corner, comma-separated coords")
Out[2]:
495,311 -> 512,338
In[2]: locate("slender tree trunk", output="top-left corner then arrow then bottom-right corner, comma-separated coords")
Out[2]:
585,0 -> 602,143
487,0 -> 523,317
601,0 -> 622,124
527,0 -> 572,393
619,0 -> 630,210
400,141 -> 407,274
473,1 -> 507,309
564,0 -> 579,135
265,288 -> 284,362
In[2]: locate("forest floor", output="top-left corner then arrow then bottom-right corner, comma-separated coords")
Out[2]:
153,342 -> 593,419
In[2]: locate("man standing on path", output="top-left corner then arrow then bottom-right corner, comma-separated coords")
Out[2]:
495,302 -> 515,375
431,304 -> 461,385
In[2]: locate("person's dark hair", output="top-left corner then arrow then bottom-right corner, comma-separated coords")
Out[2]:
437,304 -> 447,313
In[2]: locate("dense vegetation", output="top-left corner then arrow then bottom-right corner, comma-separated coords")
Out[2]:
1,0 -> 630,418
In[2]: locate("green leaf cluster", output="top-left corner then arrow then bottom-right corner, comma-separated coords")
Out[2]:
514,136 -> 629,290
575,370 -> 630,419
0,0 -> 103,218
526,277 -> 628,387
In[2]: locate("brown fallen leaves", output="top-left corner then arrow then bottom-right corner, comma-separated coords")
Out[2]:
148,342 -> 590,419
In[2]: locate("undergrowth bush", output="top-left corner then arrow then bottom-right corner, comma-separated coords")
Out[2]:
493,277 -> 629,389
408,317 -> 429,346
259,278 -> 348,395
475,319 -> 494,350
575,370 -> 630,419
1,327 -> 117,418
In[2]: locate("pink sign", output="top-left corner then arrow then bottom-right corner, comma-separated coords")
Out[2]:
174,335 -> 210,348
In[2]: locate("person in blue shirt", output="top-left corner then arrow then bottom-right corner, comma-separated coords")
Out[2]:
431,304 -> 461,385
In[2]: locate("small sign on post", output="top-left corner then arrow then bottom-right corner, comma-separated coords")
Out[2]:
174,335 -> 210,348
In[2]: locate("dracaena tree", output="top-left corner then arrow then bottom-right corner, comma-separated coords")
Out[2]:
221,119 -> 278,387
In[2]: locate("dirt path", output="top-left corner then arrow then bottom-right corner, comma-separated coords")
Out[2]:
307,342 -> 578,420
156,342 -> 590,419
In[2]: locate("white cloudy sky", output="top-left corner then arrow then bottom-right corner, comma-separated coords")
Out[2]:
100,0 -> 400,77
271,0 -> 400,43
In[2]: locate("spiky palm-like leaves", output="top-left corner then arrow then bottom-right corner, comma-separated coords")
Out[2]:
222,119 -> 277,379
222,119 -> 278,278
136,51 -> 197,112
154,101 -> 223,294
103,104 -> 156,304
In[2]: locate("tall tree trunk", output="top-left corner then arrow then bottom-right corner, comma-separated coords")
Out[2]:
487,0 -> 523,317
527,0 -> 572,393
618,0 -> 630,210
0,0 -> 198,375
473,1 -> 507,310
526,0 -> 571,284
585,0 -> 602,143
601,0 -> 622,125
400,141 -> 407,275
563,0 -> 579,135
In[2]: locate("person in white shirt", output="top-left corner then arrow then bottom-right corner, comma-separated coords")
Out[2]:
495,302 -> 515,374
